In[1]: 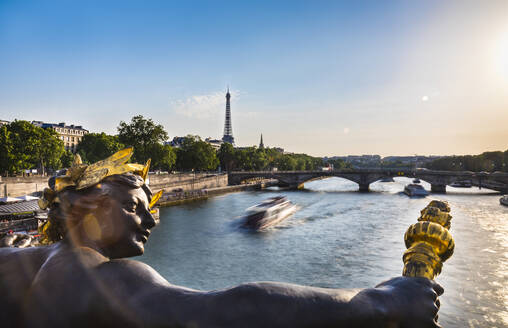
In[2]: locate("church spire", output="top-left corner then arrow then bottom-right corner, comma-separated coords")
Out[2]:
259,133 -> 264,149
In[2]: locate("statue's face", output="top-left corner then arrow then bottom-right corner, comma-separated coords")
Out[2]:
90,184 -> 157,259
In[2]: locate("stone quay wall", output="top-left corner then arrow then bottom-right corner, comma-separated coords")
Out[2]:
0,173 -> 229,198
0,176 -> 49,198
148,172 -> 228,193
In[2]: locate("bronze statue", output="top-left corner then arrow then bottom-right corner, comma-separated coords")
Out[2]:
0,149 -> 444,327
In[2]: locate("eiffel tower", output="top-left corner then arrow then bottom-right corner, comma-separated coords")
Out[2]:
222,87 -> 235,145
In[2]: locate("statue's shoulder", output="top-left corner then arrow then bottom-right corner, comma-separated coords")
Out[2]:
96,258 -> 170,287
29,244 -> 107,286
33,245 -> 168,289
0,246 -> 52,300
0,244 -> 53,275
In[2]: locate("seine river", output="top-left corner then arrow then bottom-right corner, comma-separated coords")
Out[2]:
140,178 -> 508,328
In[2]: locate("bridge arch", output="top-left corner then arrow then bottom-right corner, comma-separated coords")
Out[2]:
228,170 -> 508,194
228,171 -> 396,192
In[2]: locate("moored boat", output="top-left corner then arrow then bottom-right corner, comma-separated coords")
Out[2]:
404,184 -> 429,197
450,180 -> 472,188
243,196 -> 296,230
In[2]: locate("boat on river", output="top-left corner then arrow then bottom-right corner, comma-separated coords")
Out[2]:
404,184 -> 429,197
450,180 -> 472,188
500,195 -> 508,206
243,196 -> 296,230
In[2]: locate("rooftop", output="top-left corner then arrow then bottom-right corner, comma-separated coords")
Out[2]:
31,121 -> 88,131
0,200 -> 40,214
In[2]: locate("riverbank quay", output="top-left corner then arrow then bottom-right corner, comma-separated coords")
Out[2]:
0,176 -> 48,198
0,172 -> 229,198
0,172 -> 275,209
148,172 -> 228,193
157,181 -> 273,207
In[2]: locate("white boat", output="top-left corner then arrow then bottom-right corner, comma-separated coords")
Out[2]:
16,195 -> 39,201
0,197 -> 21,204
404,184 -> 429,197
243,196 -> 296,230
500,195 -> 508,207
450,181 -> 472,188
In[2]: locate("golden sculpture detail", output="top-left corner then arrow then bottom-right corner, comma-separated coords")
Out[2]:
402,200 -> 455,279
38,148 -> 161,211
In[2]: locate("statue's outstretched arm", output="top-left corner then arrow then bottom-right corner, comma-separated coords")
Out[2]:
91,260 -> 441,328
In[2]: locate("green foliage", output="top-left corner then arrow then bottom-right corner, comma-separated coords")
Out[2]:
0,120 -> 65,175
0,126 -> 13,175
60,150 -> 75,168
118,115 -> 169,164
76,133 -> 125,164
38,128 -> 65,173
273,154 -> 297,170
252,149 -> 268,170
175,135 -> 219,171
218,142 -> 236,171
234,147 -> 259,171
324,158 -> 351,170
380,160 -> 409,168
117,115 -> 176,171
425,150 -> 508,172
149,143 -> 176,172
217,145 -> 329,172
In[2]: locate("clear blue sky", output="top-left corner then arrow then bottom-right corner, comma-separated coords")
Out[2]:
1,0 -> 507,156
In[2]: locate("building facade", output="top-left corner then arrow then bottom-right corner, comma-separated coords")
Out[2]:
32,121 -> 88,152
205,137 -> 223,150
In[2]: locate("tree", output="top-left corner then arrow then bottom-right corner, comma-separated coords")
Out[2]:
149,143 -> 176,172
218,142 -> 236,171
503,150 -> 508,172
325,158 -> 350,170
234,148 -> 255,171
76,133 -> 125,164
60,150 -> 75,168
1,120 -> 65,175
37,127 -> 65,174
118,115 -> 169,164
425,150 -> 508,172
295,158 -> 307,170
252,149 -> 268,171
0,126 -> 13,175
6,121 -> 40,174
175,135 -> 219,171
273,155 -> 297,171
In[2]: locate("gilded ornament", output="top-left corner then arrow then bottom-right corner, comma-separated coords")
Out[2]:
403,200 -> 455,279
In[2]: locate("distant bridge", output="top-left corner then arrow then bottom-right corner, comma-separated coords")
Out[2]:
229,169 -> 508,193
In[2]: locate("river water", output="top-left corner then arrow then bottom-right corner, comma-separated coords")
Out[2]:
139,177 -> 508,328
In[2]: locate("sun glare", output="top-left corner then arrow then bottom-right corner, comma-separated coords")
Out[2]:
498,28 -> 508,82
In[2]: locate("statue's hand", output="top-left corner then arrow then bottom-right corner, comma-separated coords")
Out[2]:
373,276 -> 443,328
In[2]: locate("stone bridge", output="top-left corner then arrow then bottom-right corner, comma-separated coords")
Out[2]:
228,169 -> 508,193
